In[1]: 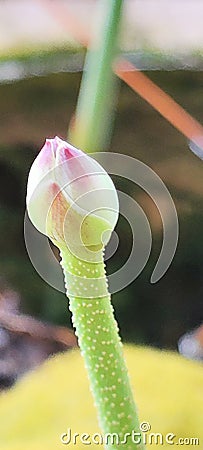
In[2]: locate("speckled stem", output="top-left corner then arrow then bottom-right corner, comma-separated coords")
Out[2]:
60,245 -> 145,450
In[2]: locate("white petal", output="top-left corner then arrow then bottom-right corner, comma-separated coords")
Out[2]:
26,139 -> 55,205
55,145 -> 119,234
27,179 -> 57,235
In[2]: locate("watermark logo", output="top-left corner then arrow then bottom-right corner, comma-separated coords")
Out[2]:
60,422 -> 200,446
24,152 -> 179,294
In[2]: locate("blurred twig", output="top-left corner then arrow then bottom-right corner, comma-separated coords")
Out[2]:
38,0 -> 203,145
115,58 -> 203,142
0,293 -> 77,347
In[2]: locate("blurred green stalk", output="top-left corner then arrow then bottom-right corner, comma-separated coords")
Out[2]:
69,0 -> 123,152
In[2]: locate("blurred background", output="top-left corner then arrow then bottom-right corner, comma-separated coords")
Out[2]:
0,0 -> 203,388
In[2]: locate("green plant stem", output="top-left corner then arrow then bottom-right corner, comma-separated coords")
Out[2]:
65,1 -> 144,447
59,245 -> 144,449
69,0 -> 123,152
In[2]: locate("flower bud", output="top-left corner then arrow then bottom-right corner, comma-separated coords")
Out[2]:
26,137 -> 118,260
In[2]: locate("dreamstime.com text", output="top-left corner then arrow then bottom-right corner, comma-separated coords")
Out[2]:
60,422 -> 200,446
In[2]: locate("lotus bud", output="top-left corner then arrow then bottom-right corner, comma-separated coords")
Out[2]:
26,136 -> 119,260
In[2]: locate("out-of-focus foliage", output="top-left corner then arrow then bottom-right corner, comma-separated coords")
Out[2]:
0,71 -> 203,347
0,345 -> 202,449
